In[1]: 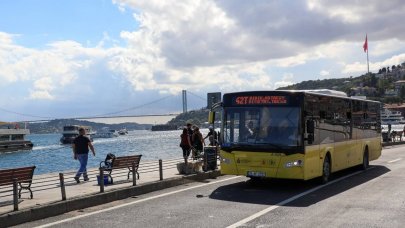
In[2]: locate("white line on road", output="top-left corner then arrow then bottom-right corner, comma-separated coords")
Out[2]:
226,167 -> 377,228
388,158 -> 402,163
35,176 -> 242,228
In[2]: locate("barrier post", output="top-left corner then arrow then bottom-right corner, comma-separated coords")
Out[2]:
59,173 -> 66,201
132,162 -> 137,186
159,159 -> 163,181
99,167 -> 104,193
13,178 -> 18,211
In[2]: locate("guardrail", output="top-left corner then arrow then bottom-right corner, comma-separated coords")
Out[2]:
0,156 -> 217,213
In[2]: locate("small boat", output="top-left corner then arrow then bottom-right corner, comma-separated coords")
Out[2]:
93,128 -> 119,139
60,125 -> 93,144
118,128 -> 128,135
0,127 -> 33,153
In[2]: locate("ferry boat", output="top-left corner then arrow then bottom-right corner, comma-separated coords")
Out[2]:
93,128 -> 119,139
0,128 -> 34,153
381,109 -> 405,125
60,125 -> 93,144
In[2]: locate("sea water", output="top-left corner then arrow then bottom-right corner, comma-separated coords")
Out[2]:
0,130 -> 202,174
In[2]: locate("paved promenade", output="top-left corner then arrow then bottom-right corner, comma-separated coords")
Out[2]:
0,158 -> 186,215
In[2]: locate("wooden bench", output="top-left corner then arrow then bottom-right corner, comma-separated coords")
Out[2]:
100,155 -> 141,184
0,166 -> 36,199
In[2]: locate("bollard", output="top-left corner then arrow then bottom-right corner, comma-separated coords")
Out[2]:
99,167 -> 104,193
13,178 -> 18,211
159,159 -> 163,181
59,173 -> 66,201
132,162 -> 137,186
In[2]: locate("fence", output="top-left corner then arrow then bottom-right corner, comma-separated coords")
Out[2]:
0,156 -> 217,213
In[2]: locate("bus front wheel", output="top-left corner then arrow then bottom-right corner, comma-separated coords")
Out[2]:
320,156 -> 331,184
361,150 -> 369,170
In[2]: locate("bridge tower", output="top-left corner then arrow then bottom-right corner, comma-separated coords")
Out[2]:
182,90 -> 187,113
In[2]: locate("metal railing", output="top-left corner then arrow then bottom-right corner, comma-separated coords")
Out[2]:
0,154 -> 219,213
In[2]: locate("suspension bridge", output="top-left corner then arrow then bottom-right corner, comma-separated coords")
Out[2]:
0,90 -> 217,124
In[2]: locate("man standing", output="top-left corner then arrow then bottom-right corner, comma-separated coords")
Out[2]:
72,128 -> 95,183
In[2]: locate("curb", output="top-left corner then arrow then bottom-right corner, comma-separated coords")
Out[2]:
0,170 -> 221,228
382,141 -> 405,147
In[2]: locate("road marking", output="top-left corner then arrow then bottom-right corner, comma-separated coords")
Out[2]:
35,176 -> 241,228
388,158 -> 402,163
226,167 -> 376,228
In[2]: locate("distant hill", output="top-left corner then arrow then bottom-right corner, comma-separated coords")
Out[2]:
277,76 -> 362,94
26,119 -> 152,134
167,108 -> 210,127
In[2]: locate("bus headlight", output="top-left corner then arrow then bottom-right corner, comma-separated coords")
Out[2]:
285,160 -> 303,168
221,158 -> 231,164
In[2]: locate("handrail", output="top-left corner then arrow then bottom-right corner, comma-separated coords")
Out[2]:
0,155 -> 218,214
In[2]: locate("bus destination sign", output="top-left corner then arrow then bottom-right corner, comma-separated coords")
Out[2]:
234,95 -> 288,105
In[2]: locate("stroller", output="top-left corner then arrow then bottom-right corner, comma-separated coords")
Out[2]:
99,153 -> 116,171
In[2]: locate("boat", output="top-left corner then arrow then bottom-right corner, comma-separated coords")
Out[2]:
60,125 -> 93,144
151,124 -> 177,131
93,128 -> 119,139
118,128 -> 128,135
0,127 -> 34,153
381,109 -> 405,125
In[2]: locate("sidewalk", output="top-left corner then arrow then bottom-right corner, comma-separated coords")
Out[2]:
0,158 -> 199,215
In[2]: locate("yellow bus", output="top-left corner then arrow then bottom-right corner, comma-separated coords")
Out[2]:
210,90 -> 382,183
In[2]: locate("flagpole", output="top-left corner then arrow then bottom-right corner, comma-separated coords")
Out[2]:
364,34 -> 369,75
367,48 -> 369,74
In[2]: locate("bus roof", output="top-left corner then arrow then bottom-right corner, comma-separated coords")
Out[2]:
223,90 -> 380,104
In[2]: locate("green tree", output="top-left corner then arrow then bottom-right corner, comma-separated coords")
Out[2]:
401,86 -> 405,100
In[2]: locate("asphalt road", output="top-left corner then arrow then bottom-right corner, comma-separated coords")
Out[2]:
17,145 -> 405,228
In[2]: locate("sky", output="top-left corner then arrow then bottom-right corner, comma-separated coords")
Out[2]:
1,0 -> 405,124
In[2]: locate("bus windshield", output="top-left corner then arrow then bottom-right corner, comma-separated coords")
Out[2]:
223,107 -> 301,148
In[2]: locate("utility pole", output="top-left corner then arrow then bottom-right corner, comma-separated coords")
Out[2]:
182,90 -> 187,113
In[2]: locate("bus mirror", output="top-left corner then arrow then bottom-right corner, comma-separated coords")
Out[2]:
306,120 -> 315,134
208,111 -> 215,124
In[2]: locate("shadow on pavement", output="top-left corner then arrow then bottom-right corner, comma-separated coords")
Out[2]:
209,165 -> 390,207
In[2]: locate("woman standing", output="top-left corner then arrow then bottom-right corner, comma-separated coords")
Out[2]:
192,126 -> 205,159
180,128 -> 191,164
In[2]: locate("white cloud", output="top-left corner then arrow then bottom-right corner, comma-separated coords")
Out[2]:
33,77 -> 54,91
320,70 -> 330,77
2,0 -> 405,121
274,73 -> 295,89
29,90 -> 54,100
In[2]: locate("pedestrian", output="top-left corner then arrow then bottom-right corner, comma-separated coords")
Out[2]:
186,122 -> 194,145
192,126 -> 205,159
180,128 -> 191,164
204,126 -> 218,146
72,127 -> 96,183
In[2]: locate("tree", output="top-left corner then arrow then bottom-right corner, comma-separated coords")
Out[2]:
370,74 -> 378,87
401,86 -> 405,100
382,67 -> 387,73
392,65 -> 396,71
378,69 -> 382,74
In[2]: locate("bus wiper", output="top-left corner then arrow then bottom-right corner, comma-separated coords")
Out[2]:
254,142 -> 284,150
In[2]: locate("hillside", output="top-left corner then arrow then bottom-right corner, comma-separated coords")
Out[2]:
278,63 -> 405,104
25,119 -> 151,134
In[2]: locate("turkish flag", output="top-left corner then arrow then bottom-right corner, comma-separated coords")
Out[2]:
363,35 -> 368,52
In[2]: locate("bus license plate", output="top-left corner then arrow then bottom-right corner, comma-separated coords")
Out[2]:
247,171 -> 266,177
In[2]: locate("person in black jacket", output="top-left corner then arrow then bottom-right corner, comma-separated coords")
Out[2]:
72,128 -> 96,183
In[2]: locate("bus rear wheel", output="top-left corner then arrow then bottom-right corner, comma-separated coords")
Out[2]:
320,156 -> 331,184
361,150 -> 369,170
